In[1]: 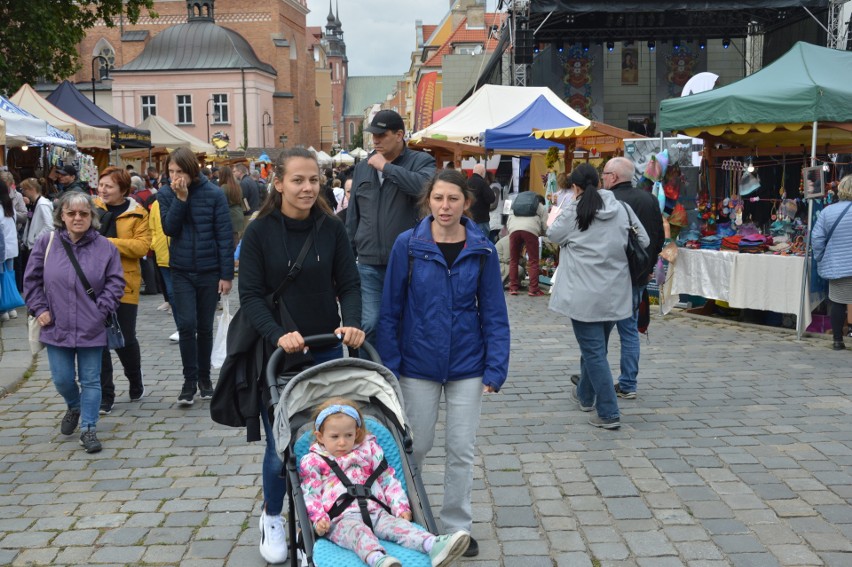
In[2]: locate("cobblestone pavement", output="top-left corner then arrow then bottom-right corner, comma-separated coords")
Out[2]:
1,288 -> 851,566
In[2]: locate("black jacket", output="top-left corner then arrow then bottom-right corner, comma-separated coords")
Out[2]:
346,147 -> 435,265
610,181 -> 665,282
468,173 -> 496,223
238,208 -> 361,346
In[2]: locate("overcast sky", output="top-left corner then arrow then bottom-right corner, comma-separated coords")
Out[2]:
306,0 -> 498,77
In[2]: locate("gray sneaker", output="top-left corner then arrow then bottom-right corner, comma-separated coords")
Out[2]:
570,386 -> 594,412
614,383 -> 637,399
79,429 -> 102,453
60,409 -> 80,435
588,415 -> 621,430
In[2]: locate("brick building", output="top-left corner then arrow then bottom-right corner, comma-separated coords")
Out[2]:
72,0 -> 319,150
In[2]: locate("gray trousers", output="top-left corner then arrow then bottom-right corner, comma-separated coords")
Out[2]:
400,376 -> 483,533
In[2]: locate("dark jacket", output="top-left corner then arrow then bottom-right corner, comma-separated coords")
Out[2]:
240,174 -> 260,214
158,173 -> 235,279
610,181 -> 665,282
346,147 -> 436,265
238,208 -> 361,347
377,216 -> 510,391
61,178 -> 92,196
468,173 -> 496,223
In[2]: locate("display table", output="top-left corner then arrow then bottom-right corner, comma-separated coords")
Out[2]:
663,248 -> 817,329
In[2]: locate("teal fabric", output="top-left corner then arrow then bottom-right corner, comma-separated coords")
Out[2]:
294,418 -> 431,566
659,42 -> 852,131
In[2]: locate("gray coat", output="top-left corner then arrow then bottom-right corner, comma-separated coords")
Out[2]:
547,189 -> 649,322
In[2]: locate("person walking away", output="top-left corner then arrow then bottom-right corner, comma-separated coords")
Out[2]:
235,163 -> 260,216
488,176 -> 505,243
346,109 -> 435,347
238,147 -> 364,564
23,192 -> 125,452
812,174 -> 852,350
159,147 -> 234,405
467,163 -> 496,238
1,180 -> 21,321
507,191 -> 547,296
377,169 -> 510,557
218,166 -> 246,248
299,398 -> 470,567
602,157 -> 664,398
547,164 -> 649,430
94,167 -> 151,413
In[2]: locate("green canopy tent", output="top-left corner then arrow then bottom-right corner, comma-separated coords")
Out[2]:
659,41 -> 852,340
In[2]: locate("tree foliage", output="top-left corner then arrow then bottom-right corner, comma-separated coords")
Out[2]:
0,0 -> 156,96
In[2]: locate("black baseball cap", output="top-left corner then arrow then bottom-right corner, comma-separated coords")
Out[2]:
56,164 -> 77,177
364,110 -> 405,134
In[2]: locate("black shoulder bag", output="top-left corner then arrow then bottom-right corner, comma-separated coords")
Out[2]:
619,201 -> 650,285
60,237 -> 125,350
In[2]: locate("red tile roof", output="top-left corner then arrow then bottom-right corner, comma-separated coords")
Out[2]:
422,14 -> 505,68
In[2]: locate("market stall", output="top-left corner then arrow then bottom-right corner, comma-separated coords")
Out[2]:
658,41 -> 852,338
10,84 -> 111,150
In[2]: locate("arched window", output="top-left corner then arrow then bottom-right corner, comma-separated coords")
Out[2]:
348,122 -> 355,143
93,38 -> 115,79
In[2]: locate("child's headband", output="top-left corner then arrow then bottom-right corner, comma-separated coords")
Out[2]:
315,404 -> 362,430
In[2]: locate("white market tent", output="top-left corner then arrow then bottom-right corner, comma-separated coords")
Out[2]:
0,95 -> 75,148
333,151 -> 355,165
315,150 -> 333,166
137,114 -> 216,154
350,147 -> 368,159
410,85 -> 590,145
11,84 -> 111,149
0,117 -> 5,146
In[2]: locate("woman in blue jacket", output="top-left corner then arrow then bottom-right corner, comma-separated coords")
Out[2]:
377,169 -> 510,557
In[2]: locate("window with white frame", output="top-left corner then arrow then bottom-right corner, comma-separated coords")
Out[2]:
212,93 -> 229,123
176,95 -> 192,124
141,95 -> 156,119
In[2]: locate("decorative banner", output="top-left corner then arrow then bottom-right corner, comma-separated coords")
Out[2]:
559,44 -> 604,121
414,72 -> 438,132
657,45 -> 707,117
621,46 -> 639,86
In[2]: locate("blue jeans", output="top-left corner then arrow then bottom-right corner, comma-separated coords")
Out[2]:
571,319 -> 620,420
171,270 -> 220,385
160,266 -> 174,305
615,284 -> 645,393
357,263 -> 387,350
262,345 -> 342,516
46,345 -> 103,431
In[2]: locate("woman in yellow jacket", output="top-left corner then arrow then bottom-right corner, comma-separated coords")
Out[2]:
94,166 -> 152,414
149,197 -> 179,340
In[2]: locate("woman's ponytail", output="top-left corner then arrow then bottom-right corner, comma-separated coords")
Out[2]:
570,164 -> 602,231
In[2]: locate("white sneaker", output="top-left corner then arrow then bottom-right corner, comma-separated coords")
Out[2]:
8,309 -> 18,319
157,302 -> 170,311
169,331 -> 179,342
0,312 -> 8,322
258,510 -> 288,564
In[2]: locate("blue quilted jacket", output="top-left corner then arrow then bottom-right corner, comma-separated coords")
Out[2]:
158,174 -> 234,279
812,201 -> 852,281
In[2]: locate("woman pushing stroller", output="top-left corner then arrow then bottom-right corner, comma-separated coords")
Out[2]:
299,398 -> 470,567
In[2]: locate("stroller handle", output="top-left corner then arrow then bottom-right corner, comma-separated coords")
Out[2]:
265,334 -> 381,406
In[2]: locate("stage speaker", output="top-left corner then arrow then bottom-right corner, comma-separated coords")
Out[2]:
515,29 -> 534,64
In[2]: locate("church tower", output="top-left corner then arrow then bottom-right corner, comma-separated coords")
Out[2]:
322,0 -> 347,147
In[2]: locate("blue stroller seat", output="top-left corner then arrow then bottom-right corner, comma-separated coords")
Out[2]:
294,417 -> 431,566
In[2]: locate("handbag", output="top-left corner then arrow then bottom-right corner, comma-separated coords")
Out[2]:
211,295 -> 232,369
27,232 -> 56,355
59,236 -> 125,350
0,267 -> 25,313
619,201 -> 650,285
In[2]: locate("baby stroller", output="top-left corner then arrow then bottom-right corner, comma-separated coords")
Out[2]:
265,335 -> 439,566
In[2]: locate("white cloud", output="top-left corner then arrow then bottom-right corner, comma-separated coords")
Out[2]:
306,0 -> 496,76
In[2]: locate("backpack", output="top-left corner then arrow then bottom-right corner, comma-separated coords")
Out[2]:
511,191 -> 539,216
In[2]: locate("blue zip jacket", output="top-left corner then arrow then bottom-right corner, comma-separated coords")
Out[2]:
377,216 -> 510,391
158,173 -> 234,279
812,201 -> 852,281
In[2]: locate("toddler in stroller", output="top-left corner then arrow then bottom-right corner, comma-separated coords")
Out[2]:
299,398 -> 470,567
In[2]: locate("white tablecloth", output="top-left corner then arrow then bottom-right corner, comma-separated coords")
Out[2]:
664,248 -> 814,329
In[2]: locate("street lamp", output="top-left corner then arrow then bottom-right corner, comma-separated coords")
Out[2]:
262,111 -> 272,149
91,55 -> 109,105
206,98 -> 220,143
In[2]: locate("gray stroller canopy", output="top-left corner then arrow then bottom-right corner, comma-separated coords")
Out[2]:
272,358 -> 408,460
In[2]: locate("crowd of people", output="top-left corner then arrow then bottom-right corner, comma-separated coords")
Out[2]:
2,107 -> 771,566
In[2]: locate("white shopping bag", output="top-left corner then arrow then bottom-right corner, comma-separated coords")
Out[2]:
211,296 -> 232,369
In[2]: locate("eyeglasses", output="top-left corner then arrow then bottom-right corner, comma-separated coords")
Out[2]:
602,171 -> 615,176
63,210 -> 91,218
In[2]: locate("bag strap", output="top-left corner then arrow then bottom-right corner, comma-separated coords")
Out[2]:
618,201 -> 637,233
59,236 -> 97,303
44,231 -> 55,264
271,215 -> 326,304
816,202 -> 852,263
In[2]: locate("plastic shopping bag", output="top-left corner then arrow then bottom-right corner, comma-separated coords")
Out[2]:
211,296 -> 232,369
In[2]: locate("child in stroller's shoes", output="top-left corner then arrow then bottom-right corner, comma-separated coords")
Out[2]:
299,398 -> 470,567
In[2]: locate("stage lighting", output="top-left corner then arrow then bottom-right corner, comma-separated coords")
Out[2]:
648,40 -> 656,51
581,40 -> 589,52
722,37 -> 731,49
699,39 -> 706,50
606,41 -> 614,52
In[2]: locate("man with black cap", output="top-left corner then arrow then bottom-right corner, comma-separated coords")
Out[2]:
346,109 -> 435,347
55,164 -> 91,196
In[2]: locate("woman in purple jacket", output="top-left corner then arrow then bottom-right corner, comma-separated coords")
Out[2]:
24,192 -> 125,453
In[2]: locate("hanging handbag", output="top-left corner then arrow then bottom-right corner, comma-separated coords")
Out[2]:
619,201 -> 650,285
27,232 -> 55,355
59,236 -> 125,350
